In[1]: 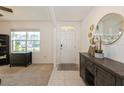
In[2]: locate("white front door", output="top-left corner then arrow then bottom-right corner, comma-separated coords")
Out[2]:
59,30 -> 76,64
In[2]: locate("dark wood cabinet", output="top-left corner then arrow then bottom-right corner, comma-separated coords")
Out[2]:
80,54 -> 86,79
80,53 -> 124,86
0,34 -> 9,65
10,52 -> 32,67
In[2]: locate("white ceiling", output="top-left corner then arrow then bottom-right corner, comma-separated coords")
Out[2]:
54,6 -> 92,21
0,6 -> 93,22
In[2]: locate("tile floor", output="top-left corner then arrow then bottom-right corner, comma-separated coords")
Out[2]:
48,67 -> 86,86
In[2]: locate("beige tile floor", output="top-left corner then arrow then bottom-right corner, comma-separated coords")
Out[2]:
48,67 -> 86,86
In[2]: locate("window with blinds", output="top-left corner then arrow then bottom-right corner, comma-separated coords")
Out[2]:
11,31 -> 40,52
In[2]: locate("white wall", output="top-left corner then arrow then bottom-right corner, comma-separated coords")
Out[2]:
0,21 -> 54,64
80,6 -> 124,63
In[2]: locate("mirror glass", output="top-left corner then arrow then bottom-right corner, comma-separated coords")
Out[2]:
95,13 -> 124,45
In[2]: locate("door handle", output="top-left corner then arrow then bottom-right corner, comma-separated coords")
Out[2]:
60,44 -> 63,50
60,44 -> 63,47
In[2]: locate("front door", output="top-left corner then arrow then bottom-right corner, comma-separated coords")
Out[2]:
59,29 -> 76,64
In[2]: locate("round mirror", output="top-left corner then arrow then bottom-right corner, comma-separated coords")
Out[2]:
95,13 -> 124,45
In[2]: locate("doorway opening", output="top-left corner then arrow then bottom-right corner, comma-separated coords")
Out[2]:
56,25 -> 79,71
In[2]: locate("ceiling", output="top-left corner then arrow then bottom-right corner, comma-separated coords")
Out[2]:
0,6 -> 93,22
54,6 -> 92,21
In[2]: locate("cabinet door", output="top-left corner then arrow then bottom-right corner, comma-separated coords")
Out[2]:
95,66 -> 115,86
116,77 -> 122,86
80,54 -> 85,79
10,54 -> 26,66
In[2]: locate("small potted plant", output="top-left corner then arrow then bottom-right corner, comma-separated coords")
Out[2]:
95,36 -> 104,58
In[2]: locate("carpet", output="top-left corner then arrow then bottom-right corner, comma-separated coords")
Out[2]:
0,64 -> 53,86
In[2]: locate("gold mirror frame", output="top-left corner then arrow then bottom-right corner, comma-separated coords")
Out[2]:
95,13 -> 124,45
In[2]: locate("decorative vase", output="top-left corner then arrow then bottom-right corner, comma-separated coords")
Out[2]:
95,53 -> 104,58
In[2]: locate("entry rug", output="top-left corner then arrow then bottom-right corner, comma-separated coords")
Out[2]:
57,63 -> 79,71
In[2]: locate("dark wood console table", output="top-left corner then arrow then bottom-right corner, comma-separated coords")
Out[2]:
10,52 -> 32,67
80,52 -> 124,86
